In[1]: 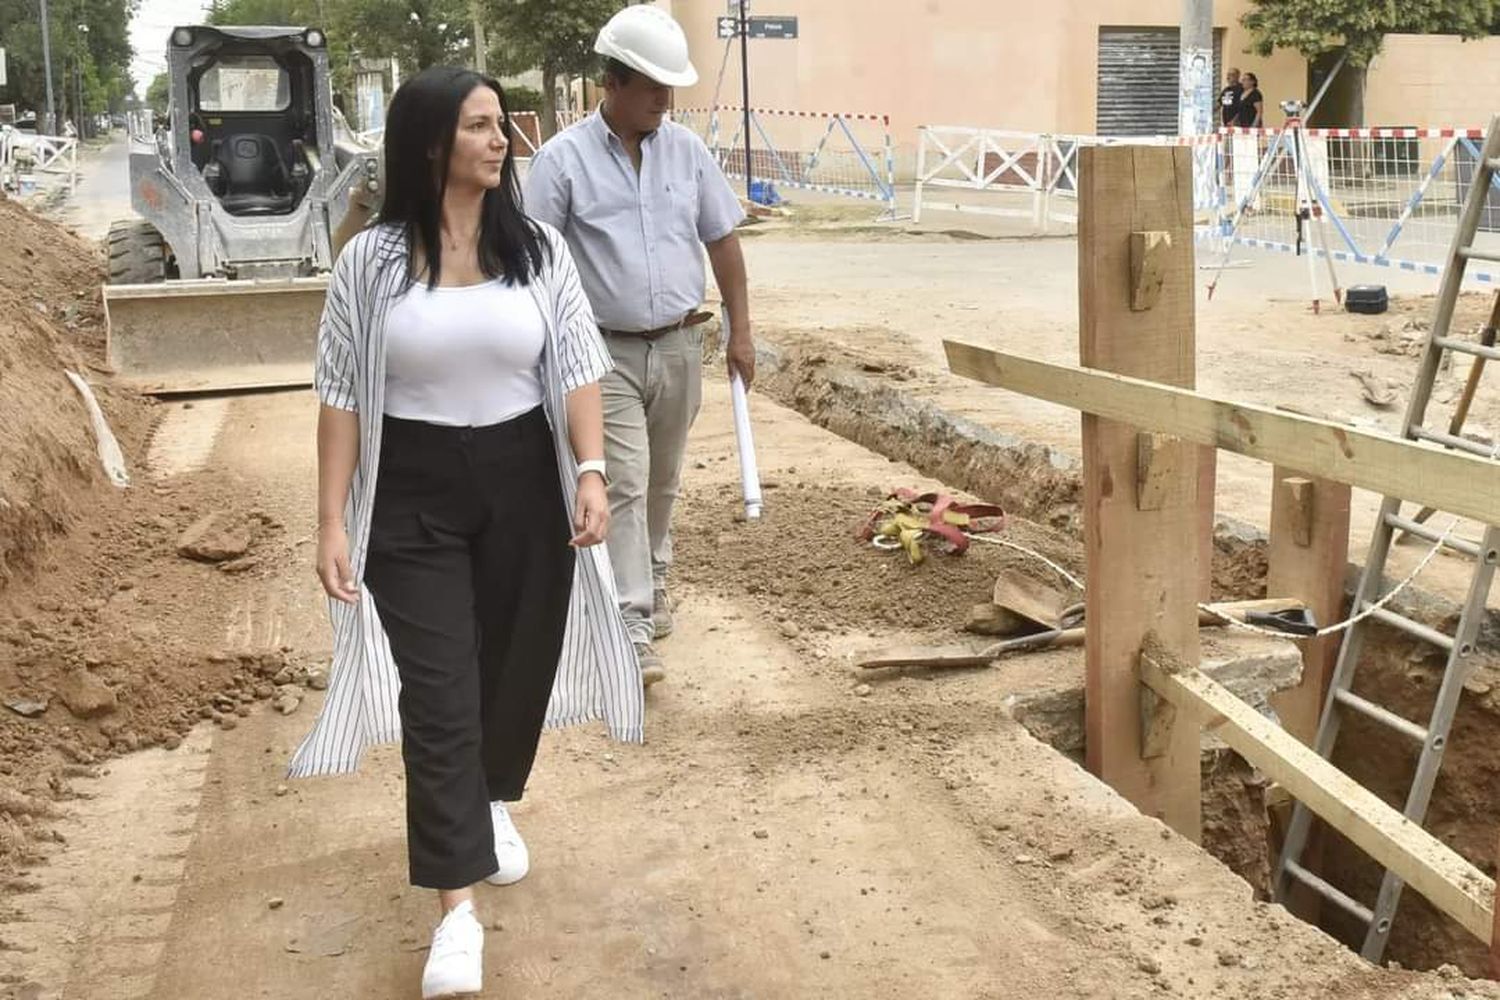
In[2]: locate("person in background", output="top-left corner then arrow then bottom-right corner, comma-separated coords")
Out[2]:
1219,67 -> 1243,127
522,4 -> 754,689
301,65 -> 641,999
1236,72 -> 1265,128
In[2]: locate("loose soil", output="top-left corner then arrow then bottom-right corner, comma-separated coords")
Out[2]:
2,155 -> 1499,998
0,199 -> 317,885
732,221 -> 1500,977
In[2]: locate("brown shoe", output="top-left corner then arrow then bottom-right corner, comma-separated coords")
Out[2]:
652,586 -> 674,639
635,642 -> 666,687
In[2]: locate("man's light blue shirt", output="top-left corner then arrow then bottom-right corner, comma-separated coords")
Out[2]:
523,109 -> 745,332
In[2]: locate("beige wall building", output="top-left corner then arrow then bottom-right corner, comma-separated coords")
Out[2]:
648,2 -> 1500,178
1364,35 -> 1500,126
664,0 -> 1305,148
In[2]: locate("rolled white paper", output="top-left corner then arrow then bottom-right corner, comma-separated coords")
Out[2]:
730,371 -> 762,519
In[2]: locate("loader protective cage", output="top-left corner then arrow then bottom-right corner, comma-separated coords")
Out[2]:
126,25 -> 368,281
104,24 -> 378,395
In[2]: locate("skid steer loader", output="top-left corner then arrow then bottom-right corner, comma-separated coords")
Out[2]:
103,25 -> 380,394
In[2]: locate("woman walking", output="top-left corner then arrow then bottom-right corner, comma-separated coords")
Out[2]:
291,66 -> 643,998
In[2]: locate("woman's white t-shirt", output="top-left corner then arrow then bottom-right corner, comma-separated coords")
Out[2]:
383,277 -> 546,427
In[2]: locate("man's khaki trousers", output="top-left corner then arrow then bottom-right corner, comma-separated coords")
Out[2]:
600,327 -> 703,645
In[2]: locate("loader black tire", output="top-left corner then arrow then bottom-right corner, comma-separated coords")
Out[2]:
106,220 -> 170,285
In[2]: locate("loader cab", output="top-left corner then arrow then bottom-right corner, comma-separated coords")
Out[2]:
165,25 -> 332,216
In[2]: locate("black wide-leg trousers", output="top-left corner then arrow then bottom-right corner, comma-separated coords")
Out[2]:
364,407 -> 575,890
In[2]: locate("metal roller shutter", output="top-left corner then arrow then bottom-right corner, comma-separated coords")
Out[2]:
1096,27 -> 1223,137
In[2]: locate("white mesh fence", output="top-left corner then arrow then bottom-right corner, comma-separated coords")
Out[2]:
914,122 -> 1500,285
1217,126 -> 1499,283
674,106 -> 896,212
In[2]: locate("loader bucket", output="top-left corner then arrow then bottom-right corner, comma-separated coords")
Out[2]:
103,276 -> 330,395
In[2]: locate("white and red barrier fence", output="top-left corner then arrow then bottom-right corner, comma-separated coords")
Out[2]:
674,105 -> 896,214
915,122 -> 1500,284
1218,124 -> 1498,283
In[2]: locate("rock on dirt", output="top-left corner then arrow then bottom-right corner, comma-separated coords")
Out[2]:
5,695 -> 50,718
177,512 -> 253,563
54,668 -> 117,718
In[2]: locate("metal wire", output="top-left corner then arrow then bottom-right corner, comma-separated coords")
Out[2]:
964,518 -> 1460,640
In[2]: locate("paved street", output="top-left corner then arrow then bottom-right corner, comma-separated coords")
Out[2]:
53,133 -> 136,241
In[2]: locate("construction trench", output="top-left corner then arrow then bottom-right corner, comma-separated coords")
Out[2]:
3,141 -> 1500,998
747,331 -> 1500,977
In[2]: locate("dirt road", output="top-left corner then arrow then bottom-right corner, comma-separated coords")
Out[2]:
52,135 -> 135,242
1,376 -> 1490,1000
4,158 -> 1498,998
737,223 -> 1500,601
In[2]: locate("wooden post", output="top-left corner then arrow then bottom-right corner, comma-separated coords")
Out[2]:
1199,448 -> 1217,602
1265,468 -> 1352,922
1493,831 -> 1500,978
1080,144 -> 1203,840
1268,469 -> 1352,744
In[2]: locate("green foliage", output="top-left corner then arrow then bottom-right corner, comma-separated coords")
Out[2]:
502,84 -> 544,116
481,0 -> 622,80
145,70 -> 170,114
337,0 -> 474,71
1241,0 -> 1500,67
0,0 -> 135,119
207,0 -> 315,24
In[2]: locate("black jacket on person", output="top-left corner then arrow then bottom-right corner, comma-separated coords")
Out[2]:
1219,83 -> 1243,126
1235,89 -> 1264,128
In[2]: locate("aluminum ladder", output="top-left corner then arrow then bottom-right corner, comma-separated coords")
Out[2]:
1273,112 -> 1500,962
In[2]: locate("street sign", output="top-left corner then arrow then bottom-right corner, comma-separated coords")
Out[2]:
717,15 -> 798,40
748,16 -> 797,39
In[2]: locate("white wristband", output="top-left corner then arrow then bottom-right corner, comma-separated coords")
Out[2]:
577,459 -> 607,483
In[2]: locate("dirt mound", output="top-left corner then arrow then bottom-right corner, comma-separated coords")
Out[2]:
674,479 -> 1084,640
0,197 -> 145,586
0,200 -> 286,878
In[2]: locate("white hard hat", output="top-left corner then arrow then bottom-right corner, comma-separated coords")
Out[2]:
595,5 -> 698,88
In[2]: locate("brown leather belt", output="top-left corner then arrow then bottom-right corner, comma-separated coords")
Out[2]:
599,310 -> 714,340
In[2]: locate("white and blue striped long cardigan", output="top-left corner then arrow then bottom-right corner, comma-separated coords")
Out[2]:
288,221 -> 644,779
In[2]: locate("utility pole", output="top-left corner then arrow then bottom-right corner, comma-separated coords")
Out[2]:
76,20 -> 89,139
737,0 -> 751,200
1178,0 -> 1214,136
39,0 -> 57,136
471,0 -> 487,74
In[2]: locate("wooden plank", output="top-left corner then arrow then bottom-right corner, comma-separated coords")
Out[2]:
1129,230 -> 1171,311
1135,432 -> 1190,511
1268,470 -> 1351,745
943,342 -> 1500,527
858,598 -> 1308,670
1282,477 -> 1315,547
1079,144 -> 1201,840
1139,638 -> 1495,945
1198,447 -> 1216,602
1266,468 -> 1351,925
1493,830 -> 1500,977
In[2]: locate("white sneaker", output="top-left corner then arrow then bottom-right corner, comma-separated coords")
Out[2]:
483,801 -> 530,886
421,899 -> 483,999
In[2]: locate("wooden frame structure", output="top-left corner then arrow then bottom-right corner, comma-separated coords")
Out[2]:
946,143 -> 1499,956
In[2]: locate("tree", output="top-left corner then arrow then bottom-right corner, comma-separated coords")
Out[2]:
145,71 -> 171,114
208,0 -> 474,105
0,0 -> 135,124
482,0 -> 624,139
1241,0 -> 1499,67
337,0 -> 474,73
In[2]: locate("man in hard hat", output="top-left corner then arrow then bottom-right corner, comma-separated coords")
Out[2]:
524,4 -> 753,690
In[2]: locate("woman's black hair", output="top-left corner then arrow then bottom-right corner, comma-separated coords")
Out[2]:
380,65 -> 548,288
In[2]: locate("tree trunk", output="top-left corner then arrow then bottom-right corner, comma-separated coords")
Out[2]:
540,61 -> 558,141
